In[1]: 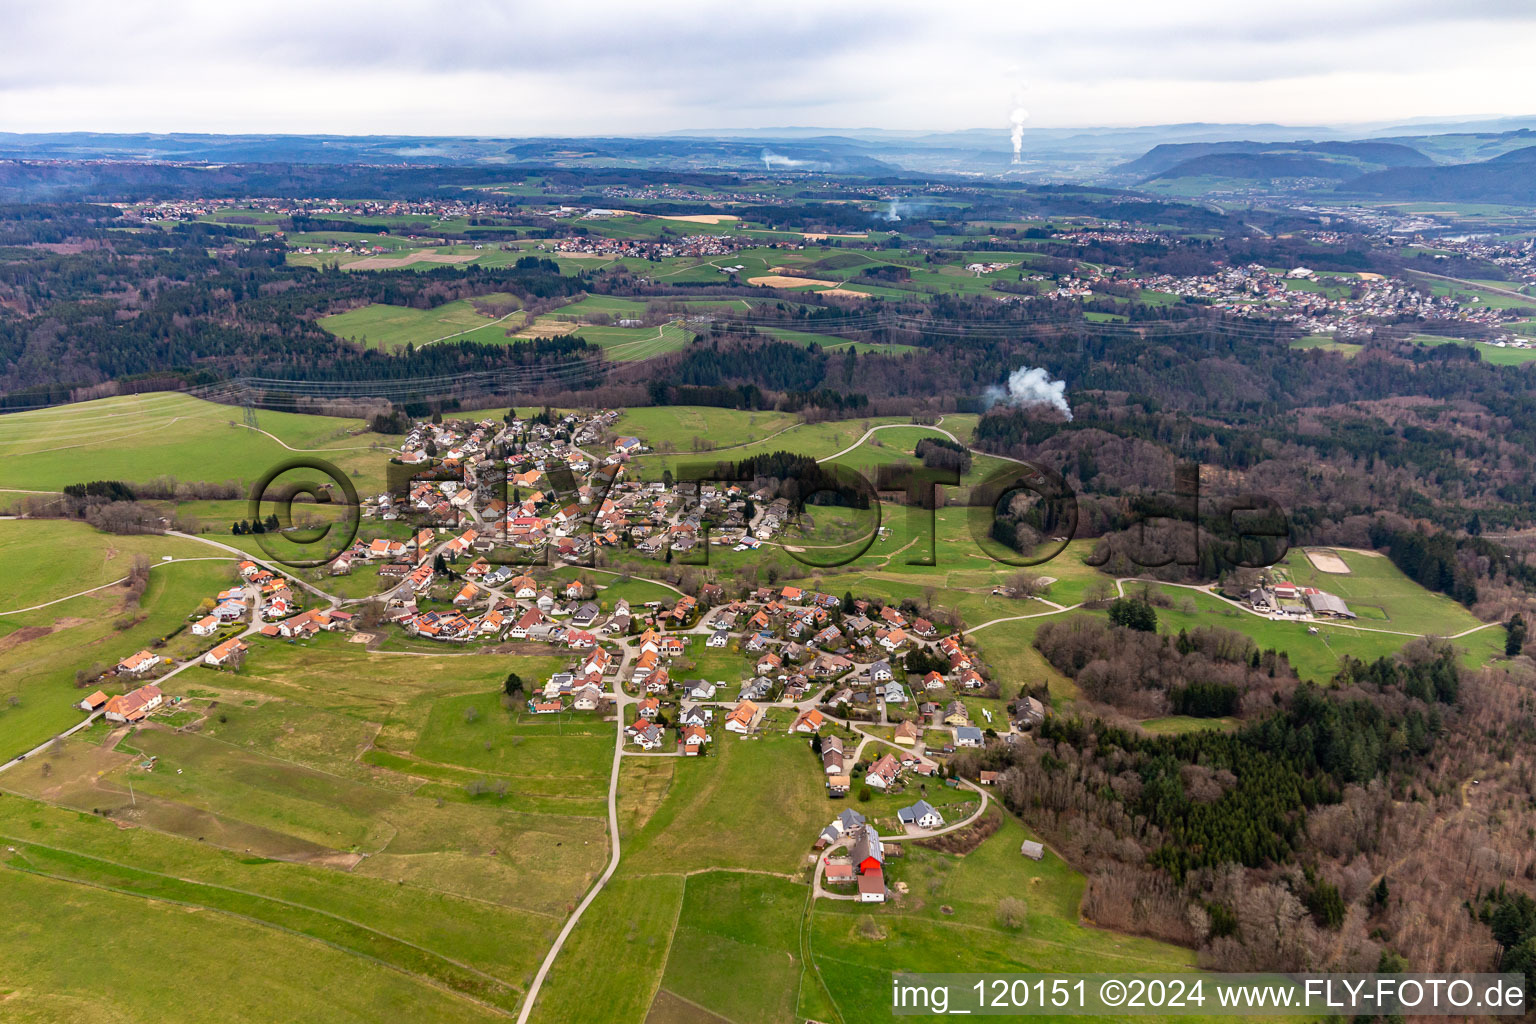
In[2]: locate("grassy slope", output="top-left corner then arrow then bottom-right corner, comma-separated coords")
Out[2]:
0,551 -> 235,754
0,393 -> 398,493
572,322 -> 695,361
0,865 -> 508,1024
0,618 -> 616,1022
609,406 -> 799,452
318,293 -> 521,351
0,520 -> 217,609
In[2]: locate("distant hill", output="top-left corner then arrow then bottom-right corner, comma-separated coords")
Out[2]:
1141,152 -> 1365,184
1343,145 -> 1536,201
1123,140 -> 1431,180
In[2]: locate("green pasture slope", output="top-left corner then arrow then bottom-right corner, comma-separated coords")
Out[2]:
0,393 -> 399,494
531,728 -> 1230,1024
609,406 -> 799,452
318,293 -> 522,351
0,529 -> 236,752
572,321 -> 695,361
0,624 -> 616,1021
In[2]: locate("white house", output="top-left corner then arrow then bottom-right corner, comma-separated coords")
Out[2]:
897,800 -> 944,830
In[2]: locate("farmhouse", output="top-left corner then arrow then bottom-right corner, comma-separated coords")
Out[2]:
103,683 -> 164,723
117,650 -> 160,676
851,827 -> 885,874
204,638 -> 248,667
955,725 -> 983,747
834,808 -> 866,834
1304,590 -> 1356,619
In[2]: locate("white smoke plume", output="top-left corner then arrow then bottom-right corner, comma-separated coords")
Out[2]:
760,149 -> 807,170
1008,79 -> 1030,164
1009,105 -> 1029,164
984,366 -> 1072,420
881,199 -> 905,222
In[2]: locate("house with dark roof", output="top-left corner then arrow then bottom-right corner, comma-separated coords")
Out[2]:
898,800 -> 944,830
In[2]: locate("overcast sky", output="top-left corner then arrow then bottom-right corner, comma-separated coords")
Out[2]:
2,0 -> 1534,136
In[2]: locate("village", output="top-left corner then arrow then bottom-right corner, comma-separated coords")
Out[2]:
57,407 -> 1052,904
1018,257 -> 1526,342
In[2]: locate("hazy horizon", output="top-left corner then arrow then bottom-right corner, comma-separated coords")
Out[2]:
4,1 -> 1536,137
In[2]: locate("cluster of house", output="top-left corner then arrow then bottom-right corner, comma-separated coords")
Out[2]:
376,409 -> 863,569
1112,262 -> 1506,339
817,808 -> 892,903
236,560 -> 301,620
113,566 -> 267,678
625,702 -> 713,754
540,231 -> 742,260
189,580 -> 255,636
258,607 -> 351,641
533,643 -> 616,714
390,571 -> 626,644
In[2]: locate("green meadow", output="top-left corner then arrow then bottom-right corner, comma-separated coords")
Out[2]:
0,519 -> 217,610
1408,334 -> 1536,365
0,393 -> 398,494
571,321 -> 695,361
609,405 -> 799,452
318,293 -> 523,351
0,531 -> 235,753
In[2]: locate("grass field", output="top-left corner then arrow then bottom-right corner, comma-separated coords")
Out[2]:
1290,334 -> 1363,356
0,544 -> 235,755
609,406 -> 799,453
554,295 -> 649,318
536,747 -> 1231,1024
0,604 -> 615,1021
1278,547 -> 1485,635
0,519 -> 218,610
1128,580 -> 1496,682
572,322 -> 695,361
0,393 -> 399,494
1408,334 -> 1536,365
626,416 -> 911,482
0,787 -> 567,1020
0,864 -> 512,1024
318,293 -> 522,351
621,729 -> 829,875
763,326 -> 921,356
